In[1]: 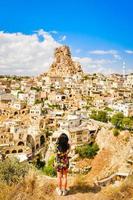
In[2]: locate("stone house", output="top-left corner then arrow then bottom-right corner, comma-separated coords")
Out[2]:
0,93 -> 16,104
11,100 -> 26,110
28,90 -> 40,105
11,89 -> 20,98
112,103 -> 133,117
18,92 -> 28,101
0,121 -> 46,157
48,92 -> 66,103
30,104 -> 42,117
50,114 -> 92,155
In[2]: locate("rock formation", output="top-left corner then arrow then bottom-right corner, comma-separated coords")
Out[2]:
48,45 -> 83,77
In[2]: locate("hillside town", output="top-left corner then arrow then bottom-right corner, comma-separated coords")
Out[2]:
0,46 -> 133,176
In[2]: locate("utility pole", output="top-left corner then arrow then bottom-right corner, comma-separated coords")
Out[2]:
122,61 -> 126,80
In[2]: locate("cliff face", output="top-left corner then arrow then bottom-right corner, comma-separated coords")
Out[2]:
48,46 -> 83,77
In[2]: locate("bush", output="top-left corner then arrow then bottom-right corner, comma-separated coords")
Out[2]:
0,170 -> 56,200
43,165 -> 56,177
97,111 -> 108,122
0,158 -> 30,185
122,117 -> 133,130
75,143 -> 99,159
36,158 -> 45,169
48,155 -> 55,166
43,155 -> 57,177
35,99 -> 42,104
90,110 -> 108,122
111,112 -> 124,129
113,128 -> 120,136
104,107 -> 113,112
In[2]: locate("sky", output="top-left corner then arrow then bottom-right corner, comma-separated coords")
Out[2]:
0,0 -> 133,76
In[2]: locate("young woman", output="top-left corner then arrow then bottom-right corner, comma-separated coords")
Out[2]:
54,133 -> 70,196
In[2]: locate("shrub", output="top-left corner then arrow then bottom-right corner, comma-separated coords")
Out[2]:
111,112 -> 124,129
3,170 -> 56,200
0,158 -> 30,185
122,117 -> 133,130
31,86 -> 42,92
96,111 -> 108,122
35,99 -> 42,104
43,155 -> 57,177
104,107 -> 113,112
113,128 -> 120,136
36,157 -> 45,169
75,143 -> 99,159
90,110 -> 108,122
43,165 -> 56,177
90,110 -> 97,119
48,155 -> 55,166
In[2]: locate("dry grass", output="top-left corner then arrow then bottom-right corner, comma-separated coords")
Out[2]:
69,174 -> 101,195
103,175 -> 133,200
0,168 -> 133,200
68,174 -> 133,200
0,182 -> 13,200
0,169 -> 56,200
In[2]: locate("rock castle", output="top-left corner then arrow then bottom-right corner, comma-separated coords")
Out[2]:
47,45 -> 83,77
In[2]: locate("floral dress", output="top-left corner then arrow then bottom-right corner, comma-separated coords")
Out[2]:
54,143 -> 70,172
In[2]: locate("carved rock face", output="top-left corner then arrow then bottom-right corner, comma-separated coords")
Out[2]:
55,46 -> 71,58
48,46 -> 83,77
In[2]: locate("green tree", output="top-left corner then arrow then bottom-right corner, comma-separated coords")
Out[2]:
35,99 -> 42,104
41,108 -> 48,115
31,87 -> 42,92
104,107 -> 113,112
75,143 -> 99,159
90,110 -> 108,122
122,117 -> 133,130
97,111 -> 108,122
90,110 -> 97,119
111,112 -> 124,129
48,103 -> 60,110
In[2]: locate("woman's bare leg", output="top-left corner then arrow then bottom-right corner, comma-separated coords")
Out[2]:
57,171 -> 63,190
62,169 -> 68,190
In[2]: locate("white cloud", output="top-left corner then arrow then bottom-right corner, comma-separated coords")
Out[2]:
59,35 -> 67,42
0,30 -> 126,76
89,49 -> 121,60
89,50 -> 117,55
0,29 -> 61,76
125,50 -> 133,54
73,56 -> 117,74
113,54 -> 121,60
49,30 -> 58,34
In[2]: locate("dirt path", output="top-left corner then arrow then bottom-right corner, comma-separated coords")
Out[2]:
39,175 -> 105,200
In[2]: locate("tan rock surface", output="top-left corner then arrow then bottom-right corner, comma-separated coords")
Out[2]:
48,46 -> 83,77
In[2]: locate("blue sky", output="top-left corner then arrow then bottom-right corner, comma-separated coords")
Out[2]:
0,0 -> 133,75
